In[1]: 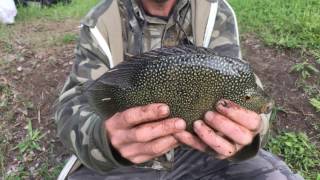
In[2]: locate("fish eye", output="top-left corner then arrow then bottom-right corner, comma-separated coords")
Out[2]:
244,95 -> 251,101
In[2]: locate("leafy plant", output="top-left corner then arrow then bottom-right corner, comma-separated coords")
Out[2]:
15,120 -> 45,153
310,98 -> 320,112
266,132 -> 320,179
270,106 -> 286,122
290,60 -> 319,79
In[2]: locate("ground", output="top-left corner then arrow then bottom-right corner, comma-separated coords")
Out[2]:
0,12 -> 319,180
243,35 -> 320,144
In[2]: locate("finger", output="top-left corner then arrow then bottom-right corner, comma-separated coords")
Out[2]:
204,111 -> 254,145
129,155 -> 153,164
119,136 -> 179,160
111,103 -> 170,129
174,131 -> 207,151
193,120 -> 236,157
125,118 -> 186,143
143,136 -> 179,156
216,99 -> 262,131
212,143 -> 244,160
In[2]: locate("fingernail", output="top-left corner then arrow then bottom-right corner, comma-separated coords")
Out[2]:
175,119 -> 186,130
217,99 -> 228,108
159,105 -> 169,115
205,111 -> 214,120
193,120 -> 202,129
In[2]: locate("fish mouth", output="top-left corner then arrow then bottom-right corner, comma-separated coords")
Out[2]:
260,100 -> 275,114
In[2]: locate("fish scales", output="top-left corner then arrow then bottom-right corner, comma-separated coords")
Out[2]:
85,46 -> 272,131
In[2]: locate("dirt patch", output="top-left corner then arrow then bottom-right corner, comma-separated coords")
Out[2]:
0,19 -> 77,178
242,34 -> 320,145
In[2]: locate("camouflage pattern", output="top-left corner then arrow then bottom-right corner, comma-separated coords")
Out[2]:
55,0 -> 284,177
68,149 -> 304,180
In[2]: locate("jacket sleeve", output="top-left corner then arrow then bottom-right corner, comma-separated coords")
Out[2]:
54,26 -> 130,173
208,0 -> 271,161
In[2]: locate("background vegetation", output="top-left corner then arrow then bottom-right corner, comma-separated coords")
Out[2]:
229,0 -> 320,179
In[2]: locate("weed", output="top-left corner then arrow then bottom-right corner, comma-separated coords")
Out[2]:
270,106 -> 286,122
310,50 -> 320,64
62,33 -> 77,44
266,132 -> 320,179
5,164 -> 29,180
310,98 -> 320,112
0,127 -> 8,179
37,163 -> 64,180
0,41 -> 14,54
290,60 -> 319,79
15,120 -> 45,153
289,58 -> 320,113
0,84 -> 13,110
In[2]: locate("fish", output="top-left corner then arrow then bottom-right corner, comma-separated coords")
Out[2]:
84,46 -> 273,131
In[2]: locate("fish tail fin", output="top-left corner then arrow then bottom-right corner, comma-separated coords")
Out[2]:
84,81 -> 119,119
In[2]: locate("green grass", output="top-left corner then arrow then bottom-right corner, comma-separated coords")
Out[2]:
37,163 -> 64,180
5,162 -> 64,180
15,0 -> 100,21
15,120 -> 45,153
61,33 -> 78,43
266,132 -> 320,180
229,0 -> 320,50
0,0 -> 99,42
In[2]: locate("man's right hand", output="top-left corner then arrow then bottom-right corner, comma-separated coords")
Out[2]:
104,103 -> 187,164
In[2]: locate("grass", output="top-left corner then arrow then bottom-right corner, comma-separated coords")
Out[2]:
290,58 -> 320,112
266,132 -> 320,180
14,120 -> 45,153
229,0 -> 320,50
270,106 -> 286,122
0,84 -> 15,123
6,163 -> 64,180
37,163 -> 64,180
15,0 -> 100,21
0,0 -> 99,42
61,33 -> 78,44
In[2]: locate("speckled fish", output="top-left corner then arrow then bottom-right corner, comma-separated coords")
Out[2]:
85,46 -> 273,130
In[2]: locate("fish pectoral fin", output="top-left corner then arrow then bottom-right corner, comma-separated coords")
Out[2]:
84,80 -> 119,119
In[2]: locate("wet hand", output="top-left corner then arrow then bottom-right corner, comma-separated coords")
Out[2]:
104,103 -> 186,164
191,99 -> 262,159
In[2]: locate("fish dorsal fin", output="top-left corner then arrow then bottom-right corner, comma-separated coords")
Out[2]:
127,45 -> 217,62
86,58 -> 149,91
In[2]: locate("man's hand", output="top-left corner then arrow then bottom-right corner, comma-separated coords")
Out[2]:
191,99 -> 263,159
172,99 -> 262,159
104,103 -> 187,164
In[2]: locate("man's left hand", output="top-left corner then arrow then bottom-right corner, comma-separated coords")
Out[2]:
174,99 -> 263,159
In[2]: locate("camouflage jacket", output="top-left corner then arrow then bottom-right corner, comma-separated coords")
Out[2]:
55,0 -> 270,173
